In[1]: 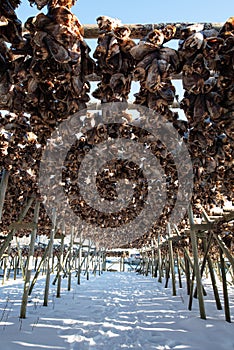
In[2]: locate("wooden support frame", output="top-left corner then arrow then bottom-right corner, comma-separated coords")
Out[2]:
0,197 -> 34,260
201,207 -> 234,275
188,205 -> 206,320
28,244 -> 50,296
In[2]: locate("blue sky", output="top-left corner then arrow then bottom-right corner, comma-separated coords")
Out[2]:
16,0 -> 233,24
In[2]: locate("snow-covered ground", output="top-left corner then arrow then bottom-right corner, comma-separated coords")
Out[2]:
0,271 -> 234,350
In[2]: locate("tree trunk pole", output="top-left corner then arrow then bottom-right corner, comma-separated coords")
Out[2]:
43,208 -> 57,307
20,201 -> 40,318
188,205 -> 206,320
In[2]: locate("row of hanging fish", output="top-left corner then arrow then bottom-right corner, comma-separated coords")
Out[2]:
0,1 -> 233,244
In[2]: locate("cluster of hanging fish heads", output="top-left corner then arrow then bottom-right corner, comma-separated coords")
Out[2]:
0,0 -> 233,245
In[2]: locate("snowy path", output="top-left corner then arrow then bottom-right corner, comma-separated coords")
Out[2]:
0,272 -> 234,349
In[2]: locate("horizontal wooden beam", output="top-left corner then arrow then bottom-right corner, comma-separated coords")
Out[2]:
192,223 -> 214,231
83,22 -> 224,39
87,101 -> 180,110
223,207 -> 234,212
8,221 -> 36,230
221,211 -> 234,223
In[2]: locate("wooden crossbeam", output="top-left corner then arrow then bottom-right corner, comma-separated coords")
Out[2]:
8,222 -> 36,230
83,22 -> 224,39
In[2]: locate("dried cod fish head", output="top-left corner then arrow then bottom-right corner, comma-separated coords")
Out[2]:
0,16 -> 9,26
96,16 -> 121,32
204,36 -> 224,57
114,26 -> 131,40
146,29 -> 164,47
203,77 -> 217,93
218,16 -> 234,38
50,0 -> 76,8
183,32 -> 204,50
161,24 -> 177,42
180,23 -> 204,39
28,0 -> 49,10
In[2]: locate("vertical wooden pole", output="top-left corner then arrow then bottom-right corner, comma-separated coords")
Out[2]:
2,247 -> 10,285
2,255 -> 7,285
6,254 -> 14,280
57,223 -> 65,298
158,235 -> 163,283
13,255 -> 18,280
184,253 -> 191,295
77,235 -> 82,285
188,205 -> 206,319
120,256 -> 122,272
16,237 -> 25,280
168,223 -> 176,296
151,240 -> 156,278
0,169 -> 9,223
68,226 -> 74,291
219,248 -> 231,322
177,251 -> 183,288
188,269 -> 195,310
43,208 -> 57,307
86,240 -> 90,280
98,251 -> 101,275
20,201 -> 40,318
102,249 -> 106,272
164,259 -> 170,288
